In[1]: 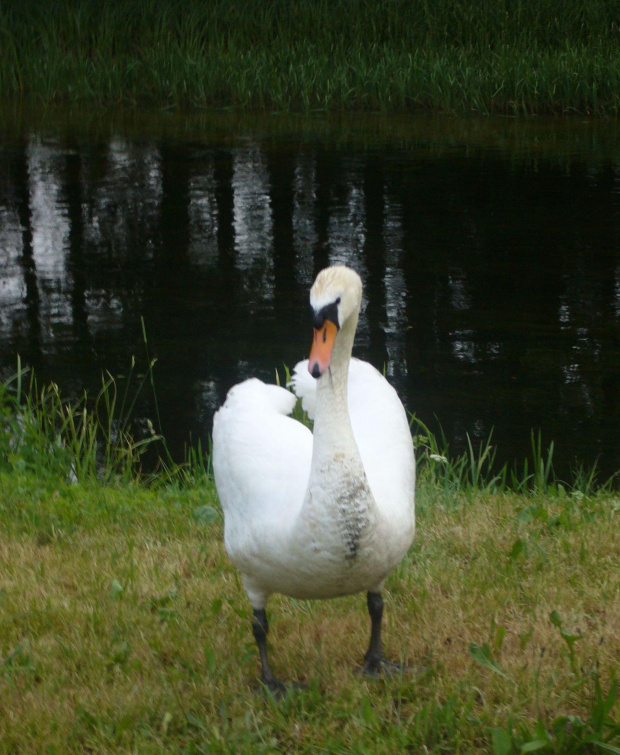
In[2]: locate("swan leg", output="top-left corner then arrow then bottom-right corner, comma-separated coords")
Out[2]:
361,591 -> 403,677
252,608 -> 287,696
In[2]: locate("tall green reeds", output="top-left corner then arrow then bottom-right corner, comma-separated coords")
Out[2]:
0,356 -> 166,484
411,417 -> 618,498
1,0 -> 619,113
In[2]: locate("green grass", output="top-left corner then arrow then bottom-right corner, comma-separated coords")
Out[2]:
0,472 -> 618,752
1,0 -> 620,114
0,367 -> 618,752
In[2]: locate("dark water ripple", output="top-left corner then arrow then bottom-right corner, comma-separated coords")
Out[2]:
0,110 -> 618,480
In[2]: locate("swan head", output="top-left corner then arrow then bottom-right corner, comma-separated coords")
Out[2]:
308,266 -> 363,378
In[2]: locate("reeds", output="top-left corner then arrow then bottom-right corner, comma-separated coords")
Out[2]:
1,0 -> 620,113
412,417 -> 618,499
0,356 -> 167,484
1,361 -> 616,493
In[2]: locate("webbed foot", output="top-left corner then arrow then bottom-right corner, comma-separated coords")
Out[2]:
259,677 -> 306,699
359,654 -> 407,678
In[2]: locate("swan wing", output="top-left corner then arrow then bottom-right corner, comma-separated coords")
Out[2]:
346,358 -> 416,521
291,358 -> 415,520
213,378 -> 313,562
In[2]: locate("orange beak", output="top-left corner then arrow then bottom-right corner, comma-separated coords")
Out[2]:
308,320 -> 338,378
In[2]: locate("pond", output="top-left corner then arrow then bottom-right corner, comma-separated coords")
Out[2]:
1,107 -> 619,481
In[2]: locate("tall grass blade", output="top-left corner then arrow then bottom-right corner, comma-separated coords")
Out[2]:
0,358 -> 168,484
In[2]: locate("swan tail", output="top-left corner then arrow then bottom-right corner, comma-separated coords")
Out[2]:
217,377 -> 298,418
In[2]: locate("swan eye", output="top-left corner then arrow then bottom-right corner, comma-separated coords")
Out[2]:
335,296 -> 341,305
312,301 -> 341,331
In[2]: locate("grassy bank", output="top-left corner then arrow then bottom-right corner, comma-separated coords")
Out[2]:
1,0 -> 620,114
1,475 -> 618,752
0,368 -> 619,752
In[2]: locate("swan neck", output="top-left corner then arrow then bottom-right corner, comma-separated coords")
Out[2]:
313,313 -> 358,445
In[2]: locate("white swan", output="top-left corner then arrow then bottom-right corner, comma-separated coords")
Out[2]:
213,266 -> 416,693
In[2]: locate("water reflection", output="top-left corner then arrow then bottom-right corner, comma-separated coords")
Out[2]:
0,114 -> 618,479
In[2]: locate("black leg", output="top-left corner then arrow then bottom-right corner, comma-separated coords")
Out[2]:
361,591 -> 403,677
252,608 -> 287,696
362,591 -> 385,675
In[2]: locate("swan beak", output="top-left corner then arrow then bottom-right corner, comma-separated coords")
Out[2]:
308,320 -> 338,378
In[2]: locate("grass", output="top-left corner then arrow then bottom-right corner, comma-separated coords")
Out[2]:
1,0 -> 620,114
0,353 -> 170,486
412,419 -> 619,499
0,367 -> 618,753
1,472 -> 618,753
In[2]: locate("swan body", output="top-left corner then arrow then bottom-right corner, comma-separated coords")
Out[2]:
212,266 -> 416,690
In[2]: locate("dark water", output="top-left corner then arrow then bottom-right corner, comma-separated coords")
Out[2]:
1,108 -> 619,481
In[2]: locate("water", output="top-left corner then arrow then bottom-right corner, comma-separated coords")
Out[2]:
1,108 -> 619,481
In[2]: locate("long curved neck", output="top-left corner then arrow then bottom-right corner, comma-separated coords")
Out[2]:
297,308 -> 379,562
311,312 -> 360,466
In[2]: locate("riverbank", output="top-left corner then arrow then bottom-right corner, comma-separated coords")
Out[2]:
0,370 -> 618,753
1,471 -> 618,753
2,0 -> 620,115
